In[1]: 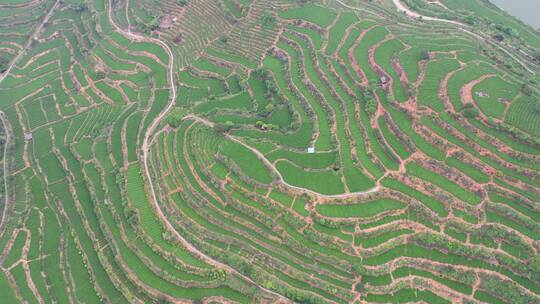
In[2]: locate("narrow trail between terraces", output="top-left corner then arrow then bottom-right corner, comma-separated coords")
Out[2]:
0,0 -> 60,235
107,0 -> 290,302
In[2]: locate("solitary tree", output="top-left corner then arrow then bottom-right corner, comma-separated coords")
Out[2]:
420,49 -> 430,61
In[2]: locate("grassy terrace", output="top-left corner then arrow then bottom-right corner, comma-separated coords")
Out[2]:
0,0 -> 539,303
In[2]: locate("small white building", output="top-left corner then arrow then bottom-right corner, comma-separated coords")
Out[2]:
307,147 -> 315,154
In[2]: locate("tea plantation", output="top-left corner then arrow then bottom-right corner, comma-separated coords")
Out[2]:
0,0 -> 539,303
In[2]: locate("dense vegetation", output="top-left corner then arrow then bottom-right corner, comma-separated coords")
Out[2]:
0,0 -> 539,303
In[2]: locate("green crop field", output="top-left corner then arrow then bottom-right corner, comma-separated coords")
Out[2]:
0,0 -> 539,303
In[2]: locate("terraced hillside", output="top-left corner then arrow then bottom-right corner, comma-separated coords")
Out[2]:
0,0 -> 539,303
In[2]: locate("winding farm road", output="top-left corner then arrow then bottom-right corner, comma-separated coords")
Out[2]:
334,0 -> 381,17
184,114 -> 381,199
108,1 -> 290,301
0,0 -> 60,84
390,0 -> 536,74
0,113 -> 11,234
391,0 -> 461,25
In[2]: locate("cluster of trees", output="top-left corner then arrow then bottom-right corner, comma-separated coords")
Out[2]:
486,117 -> 540,147
145,15 -> 161,32
473,224 -> 528,250
414,230 -> 532,277
265,78 -> 279,97
260,103 -> 275,116
365,98 -> 377,117
494,23 -> 518,37
403,0 -> 457,21
74,3 -> 89,12
0,56 -> 8,73
461,104 -> 479,119
487,204 -> 539,245
253,68 -> 271,80
462,14 -> 477,25
253,68 -> 279,98
533,51 -> 540,63
261,11 -> 276,28
359,88 -> 377,117
123,205 -> 139,226
481,275 -> 537,303
404,0 -> 427,11
252,68 -> 282,118
164,108 -> 183,128
154,297 -> 171,304
208,268 -> 227,281
520,83 -> 533,96
531,254 -> 540,273
353,260 -> 391,277
255,120 -> 277,130
419,49 -> 430,61
213,121 -> 235,134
